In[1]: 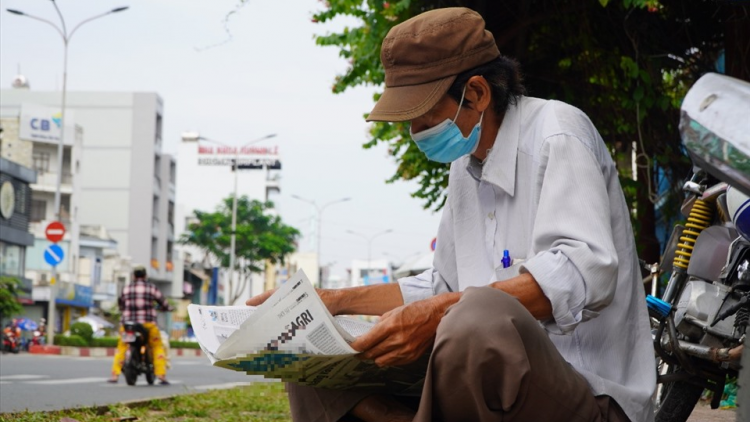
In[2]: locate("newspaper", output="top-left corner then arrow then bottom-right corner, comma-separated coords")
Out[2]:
187,270 -> 427,393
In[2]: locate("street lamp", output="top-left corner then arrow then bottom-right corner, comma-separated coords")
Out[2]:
347,229 -> 393,284
291,195 -> 351,288
181,132 -> 276,303
7,1 -> 129,345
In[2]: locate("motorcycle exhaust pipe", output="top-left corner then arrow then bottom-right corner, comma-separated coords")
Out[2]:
662,337 -> 744,362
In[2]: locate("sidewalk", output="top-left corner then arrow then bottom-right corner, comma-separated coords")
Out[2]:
28,344 -> 202,358
687,404 -> 737,422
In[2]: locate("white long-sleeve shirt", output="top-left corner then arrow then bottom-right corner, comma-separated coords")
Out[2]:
399,96 -> 656,422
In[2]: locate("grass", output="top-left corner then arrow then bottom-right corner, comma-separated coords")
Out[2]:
0,382 -> 292,422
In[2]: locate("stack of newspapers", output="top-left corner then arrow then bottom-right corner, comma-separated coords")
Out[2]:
188,270 -> 427,393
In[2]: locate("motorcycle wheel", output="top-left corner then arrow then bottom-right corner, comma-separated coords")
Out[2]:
146,370 -> 155,385
654,364 -> 704,422
123,361 -> 138,386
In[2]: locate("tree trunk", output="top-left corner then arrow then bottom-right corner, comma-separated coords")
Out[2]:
636,165 -> 661,267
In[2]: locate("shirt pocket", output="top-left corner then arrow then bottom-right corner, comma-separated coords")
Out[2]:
492,258 -> 526,282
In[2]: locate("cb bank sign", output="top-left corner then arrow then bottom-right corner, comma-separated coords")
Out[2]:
19,104 -> 75,144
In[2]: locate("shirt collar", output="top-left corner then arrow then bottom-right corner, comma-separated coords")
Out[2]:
465,97 -> 522,196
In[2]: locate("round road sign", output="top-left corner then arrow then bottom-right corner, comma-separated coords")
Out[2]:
45,221 -> 66,243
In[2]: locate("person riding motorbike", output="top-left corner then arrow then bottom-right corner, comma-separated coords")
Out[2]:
108,265 -> 172,384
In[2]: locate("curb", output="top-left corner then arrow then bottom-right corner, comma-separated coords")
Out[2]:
28,344 -> 202,358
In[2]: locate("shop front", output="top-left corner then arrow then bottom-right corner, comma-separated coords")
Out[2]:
54,282 -> 93,332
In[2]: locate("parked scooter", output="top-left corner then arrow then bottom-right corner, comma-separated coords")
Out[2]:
2,323 -> 21,354
649,73 -> 750,422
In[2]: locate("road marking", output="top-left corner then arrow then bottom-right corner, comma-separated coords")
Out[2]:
26,377 -> 105,385
0,374 -> 48,381
194,382 -> 254,390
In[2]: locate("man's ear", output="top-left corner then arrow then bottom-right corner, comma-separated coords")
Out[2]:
465,75 -> 491,113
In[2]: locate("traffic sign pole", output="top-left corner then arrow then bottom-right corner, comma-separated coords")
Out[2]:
44,221 -> 66,346
48,255 -> 58,345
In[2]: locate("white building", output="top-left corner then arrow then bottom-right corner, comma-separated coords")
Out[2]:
0,100 -> 87,330
0,88 -> 179,308
175,133 -> 282,305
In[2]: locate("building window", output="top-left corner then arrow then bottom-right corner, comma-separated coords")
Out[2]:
151,236 -> 158,260
152,196 -> 159,220
13,181 -> 28,214
0,241 -> 24,277
32,152 -> 50,174
155,114 -> 163,144
30,200 -> 46,222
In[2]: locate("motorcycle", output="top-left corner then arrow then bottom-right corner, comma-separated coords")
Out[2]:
120,321 -> 157,386
2,325 -> 21,354
25,329 -> 45,351
649,72 -> 750,422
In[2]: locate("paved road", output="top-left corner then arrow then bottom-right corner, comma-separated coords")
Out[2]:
1,354 -> 741,420
0,353 -> 274,413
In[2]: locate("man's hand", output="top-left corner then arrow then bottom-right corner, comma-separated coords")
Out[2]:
246,288 -> 344,315
350,293 -> 460,367
245,288 -> 276,307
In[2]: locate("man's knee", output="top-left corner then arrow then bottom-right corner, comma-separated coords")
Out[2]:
438,286 -> 531,343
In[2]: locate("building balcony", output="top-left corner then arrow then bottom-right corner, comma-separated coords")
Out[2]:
31,172 -> 73,194
29,217 -> 72,236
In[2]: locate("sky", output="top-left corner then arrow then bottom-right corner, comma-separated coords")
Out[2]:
0,0 -> 443,279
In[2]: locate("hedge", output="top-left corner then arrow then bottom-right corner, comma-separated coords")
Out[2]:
53,335 -> 88,347
70,322 -> 94,344
91,337 -> 119,348
169,340 -> 200,349
51,335 -> 199,350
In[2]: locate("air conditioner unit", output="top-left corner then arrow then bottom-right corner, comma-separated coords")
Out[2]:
38,272 -> 49,286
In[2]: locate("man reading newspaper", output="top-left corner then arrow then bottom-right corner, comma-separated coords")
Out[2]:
188,271 -> 427,394
248,7 -> 654,422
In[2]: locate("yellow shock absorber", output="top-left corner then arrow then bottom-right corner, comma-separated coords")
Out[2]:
673,199 -> 713,270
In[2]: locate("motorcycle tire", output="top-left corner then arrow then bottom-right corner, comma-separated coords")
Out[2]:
123,361 -> 138,386
655,378 -> 704,422
146,370 -> 155,385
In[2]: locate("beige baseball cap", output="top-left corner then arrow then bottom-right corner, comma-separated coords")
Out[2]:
367,8 -> 500,122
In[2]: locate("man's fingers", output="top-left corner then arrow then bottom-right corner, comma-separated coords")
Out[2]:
350,322 -> 394,352
356,337 -> 398,362
245,289 -> 275,306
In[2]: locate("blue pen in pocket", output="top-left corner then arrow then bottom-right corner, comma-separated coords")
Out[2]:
502,250 -> 512,268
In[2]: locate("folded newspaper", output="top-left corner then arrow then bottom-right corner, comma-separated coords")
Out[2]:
187,270 -> 427,393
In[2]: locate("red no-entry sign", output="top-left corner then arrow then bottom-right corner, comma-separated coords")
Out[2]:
45,221 -> 66,243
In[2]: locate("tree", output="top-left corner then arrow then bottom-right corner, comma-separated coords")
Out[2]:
180,197 -> 300,305
0,276 -> 24,323
308,0 -> 748,263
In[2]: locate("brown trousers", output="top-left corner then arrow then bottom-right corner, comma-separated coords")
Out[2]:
287,287 -> 630,422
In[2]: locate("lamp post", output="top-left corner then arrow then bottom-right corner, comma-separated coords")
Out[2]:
181,132 -> 276,303
291,195 -> 351,288
347,229 -> 393,284
7,1 -> 129,345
